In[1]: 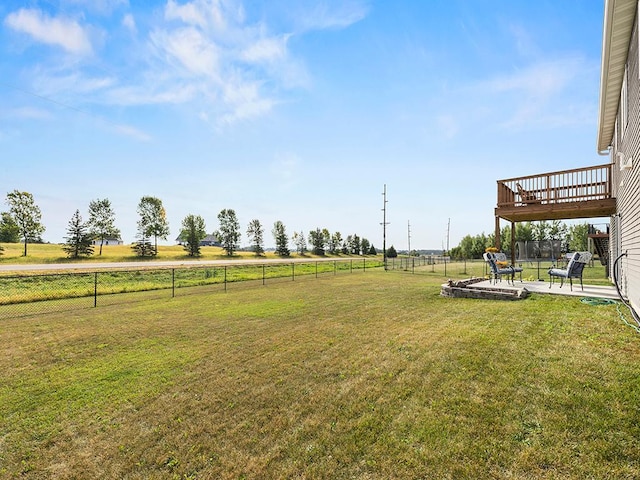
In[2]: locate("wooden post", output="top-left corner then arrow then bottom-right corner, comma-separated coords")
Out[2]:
495,216 -> 501,251
511,221 -> 516,265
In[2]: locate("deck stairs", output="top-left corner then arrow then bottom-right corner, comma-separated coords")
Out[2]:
588,231 -> 609,266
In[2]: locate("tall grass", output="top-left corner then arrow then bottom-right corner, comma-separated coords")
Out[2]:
0,271 -> 637,478
0,243 -> 357,264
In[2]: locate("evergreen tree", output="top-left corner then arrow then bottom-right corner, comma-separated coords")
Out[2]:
62,210 -> 94,258
368,244 -> 377,255
0,212 -> 20,243
272,221 -> 290,256
215,208 -> 241,256
179,214 -> 207,257
246,219 -> 265,256
387,245 -> 398,258
308,228 -> 326,255
350,234 -> 361,255
132,233 -> 156,257
360,237 -> 370,255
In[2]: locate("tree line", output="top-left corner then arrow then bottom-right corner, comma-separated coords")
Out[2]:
0,190 -> 378,259
449,220 -> 591,260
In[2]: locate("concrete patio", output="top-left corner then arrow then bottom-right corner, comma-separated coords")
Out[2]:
471,278 -> 619,300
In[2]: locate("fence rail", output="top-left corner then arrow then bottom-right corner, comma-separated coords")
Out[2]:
0,258 -> 384,319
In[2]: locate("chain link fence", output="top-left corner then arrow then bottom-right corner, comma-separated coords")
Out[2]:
0,258 -> 384,319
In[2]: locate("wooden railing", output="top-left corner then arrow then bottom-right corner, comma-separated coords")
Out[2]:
497,164 -> 612,208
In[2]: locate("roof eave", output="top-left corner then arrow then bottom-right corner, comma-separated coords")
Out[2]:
597,0 -> 637,154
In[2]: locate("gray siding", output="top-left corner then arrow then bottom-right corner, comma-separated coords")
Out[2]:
612,13 -> 640,312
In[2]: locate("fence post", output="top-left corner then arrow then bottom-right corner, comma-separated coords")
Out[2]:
412,258 -> 415,274
94,272 -> 98,307
363,257 -> 366,271
224,266 -> 227,291
263,264 -> 266,285
292,263 -> 295,281
444,258 -> 447,276
315,261 -> 318,278
350,259 -> 353,273
172,268 -> 175,298
334,260 -> 337,275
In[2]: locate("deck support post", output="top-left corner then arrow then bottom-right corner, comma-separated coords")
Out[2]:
495,216 -> 501,250
511,221 -> 516,265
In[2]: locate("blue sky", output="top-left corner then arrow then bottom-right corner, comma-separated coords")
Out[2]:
0,0 -> 606,250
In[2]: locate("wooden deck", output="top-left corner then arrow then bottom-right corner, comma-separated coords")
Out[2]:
495,164 -> 616,222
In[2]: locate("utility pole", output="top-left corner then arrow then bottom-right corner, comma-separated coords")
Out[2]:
407,220 -> 411,256
381,185 -> 389,270
446,218 -> 450,254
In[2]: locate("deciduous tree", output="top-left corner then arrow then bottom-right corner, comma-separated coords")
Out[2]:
62,210 -> 94,258
6,190 -> 45,256
246,219 -> 264,256
215,208 -> 240,256
179,214 -> 207,257
88,198 -> 120,255
292,231 -> 307,254
137,196 -> 169,254
329,231 -> 342,254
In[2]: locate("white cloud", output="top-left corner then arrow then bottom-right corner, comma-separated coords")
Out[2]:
14,107 -> 53,120
270,152 -> 300,187
151,27 -> 220,77
477,57 -> 594,129
4,0 -> 363,129
106,84 -> 197,105
294,0 -> 369,31
241,35 -> 289,63
164,0 -> 244,31
61,0 -> 128,15
436,114 -> 458,140
4,8 -> 93,55
486,60 -> 574,98
122,13 -> 136,33
112,123 -> 152,141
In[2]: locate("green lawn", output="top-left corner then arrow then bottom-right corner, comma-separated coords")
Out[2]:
1,270 -> 636,479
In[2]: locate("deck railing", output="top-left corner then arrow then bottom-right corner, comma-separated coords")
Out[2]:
497,164 -> 612,208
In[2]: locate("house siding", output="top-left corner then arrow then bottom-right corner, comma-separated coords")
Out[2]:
611,10 -> 640,312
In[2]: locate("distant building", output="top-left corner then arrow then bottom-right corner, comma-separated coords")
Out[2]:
92,237 -> 123,246
175,234 -> 221,247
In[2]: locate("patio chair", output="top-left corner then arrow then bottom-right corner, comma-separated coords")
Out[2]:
483,252 -> 523,285
548,251 -> 592,291
516,183 -> 539,204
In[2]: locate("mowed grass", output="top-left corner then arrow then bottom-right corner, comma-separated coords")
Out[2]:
1,271 -> 638,479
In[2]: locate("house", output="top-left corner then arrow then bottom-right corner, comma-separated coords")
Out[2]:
597,0 -> 640,314
91,237 -> 123,246
492,0 -> 638,316
175,234 -> 221,247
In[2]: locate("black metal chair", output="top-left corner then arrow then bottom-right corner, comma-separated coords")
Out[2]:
548,251 -> 592,291
483,252 -> 523,285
